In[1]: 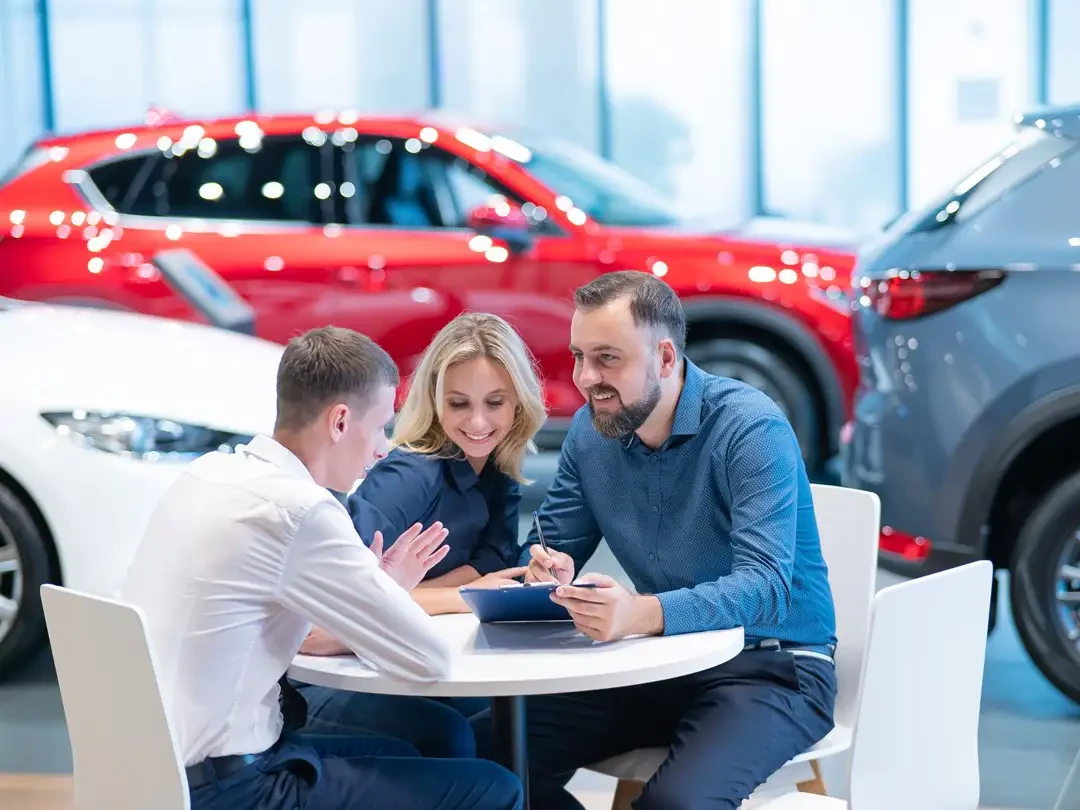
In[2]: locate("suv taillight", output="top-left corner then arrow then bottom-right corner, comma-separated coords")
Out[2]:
861,270 -> 1004,320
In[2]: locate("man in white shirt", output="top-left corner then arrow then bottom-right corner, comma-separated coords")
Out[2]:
121,326 -> 523,810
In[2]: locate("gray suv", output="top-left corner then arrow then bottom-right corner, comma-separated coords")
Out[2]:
842,105 -> 1080,704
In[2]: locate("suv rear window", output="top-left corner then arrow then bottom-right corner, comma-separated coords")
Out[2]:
889,127 -> 1076,236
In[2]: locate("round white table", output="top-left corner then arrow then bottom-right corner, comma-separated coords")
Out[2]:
288,615 -> 744,808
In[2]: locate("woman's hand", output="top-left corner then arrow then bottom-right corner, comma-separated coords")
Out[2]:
469,566 -> 529,589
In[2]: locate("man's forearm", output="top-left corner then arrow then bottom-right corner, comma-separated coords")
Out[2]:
629,595 -> 665,636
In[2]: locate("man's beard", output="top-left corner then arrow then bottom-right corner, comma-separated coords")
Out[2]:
586,370 -> 662,439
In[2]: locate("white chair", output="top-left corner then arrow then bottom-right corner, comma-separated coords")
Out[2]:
40,584 -> 190,810
591,483 -> 881,808
757,560 -> 993,810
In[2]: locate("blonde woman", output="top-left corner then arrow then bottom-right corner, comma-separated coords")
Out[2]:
350,311 -> 547,615
291,313 -> 546,752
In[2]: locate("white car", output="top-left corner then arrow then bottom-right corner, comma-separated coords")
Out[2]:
0,297 -> 281,677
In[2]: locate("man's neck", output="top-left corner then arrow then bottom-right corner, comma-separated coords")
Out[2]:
634,361 -> 686,450
272,429 -> 329,487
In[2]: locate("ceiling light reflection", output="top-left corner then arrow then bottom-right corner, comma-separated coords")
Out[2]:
748,265 -> 777,283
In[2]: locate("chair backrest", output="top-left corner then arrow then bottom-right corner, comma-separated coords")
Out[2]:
40,584 -> 190,810
848,560 -> 992,810
809,483 -> 880,728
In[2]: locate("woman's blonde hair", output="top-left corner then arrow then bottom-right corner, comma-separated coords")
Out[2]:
392,312 -> 547,483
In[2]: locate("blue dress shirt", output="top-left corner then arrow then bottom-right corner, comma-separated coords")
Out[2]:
349,446 -> 521,579
520,359 -> 837,647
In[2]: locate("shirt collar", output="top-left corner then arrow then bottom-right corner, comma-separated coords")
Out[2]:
243,435 -> 315,482
447,454 -> 481,492
670,358 -> 705,438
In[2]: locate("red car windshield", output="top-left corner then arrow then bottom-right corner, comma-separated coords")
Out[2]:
509,136 -> 682,228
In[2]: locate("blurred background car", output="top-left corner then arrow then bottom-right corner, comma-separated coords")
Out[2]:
842,105 -> 1080,704
0,284 -> 280,678
0,112 -> 858,474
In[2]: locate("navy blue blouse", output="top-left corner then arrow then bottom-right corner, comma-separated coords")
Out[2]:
347,446 -> 521,579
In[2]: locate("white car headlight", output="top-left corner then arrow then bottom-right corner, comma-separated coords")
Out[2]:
41,411 -> 252,461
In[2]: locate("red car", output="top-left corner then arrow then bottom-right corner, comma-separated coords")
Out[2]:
0,110 -> 857,471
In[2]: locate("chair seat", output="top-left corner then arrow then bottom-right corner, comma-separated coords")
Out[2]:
587,723 -> 852,783
755,793 -> 847,809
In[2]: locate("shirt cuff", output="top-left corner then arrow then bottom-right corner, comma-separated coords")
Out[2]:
469,548 -> 511,576
655,589 -> 703,636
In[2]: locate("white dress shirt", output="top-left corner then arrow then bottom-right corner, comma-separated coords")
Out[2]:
120,435 -> 451,766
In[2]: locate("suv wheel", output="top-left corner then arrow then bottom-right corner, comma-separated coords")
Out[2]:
686,337 -> 820,471
1010,469 -> 1080,704
0,482 -> 51,680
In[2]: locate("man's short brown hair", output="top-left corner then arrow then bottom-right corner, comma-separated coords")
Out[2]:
274,326 -> 399,432
574,271 -> 687,355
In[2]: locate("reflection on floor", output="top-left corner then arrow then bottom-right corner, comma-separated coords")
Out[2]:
0,454 -> 1077,809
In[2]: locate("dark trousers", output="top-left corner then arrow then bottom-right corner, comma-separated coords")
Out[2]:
293,681 -> 484,758
471,650 -> 836,810
188,732 -> 523,810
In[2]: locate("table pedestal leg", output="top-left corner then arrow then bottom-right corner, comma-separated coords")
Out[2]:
491,695 -> 529,809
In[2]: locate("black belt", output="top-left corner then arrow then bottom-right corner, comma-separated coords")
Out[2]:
186,752 -> 263,790
187,676 -> 308,791
744,638 -> 836,658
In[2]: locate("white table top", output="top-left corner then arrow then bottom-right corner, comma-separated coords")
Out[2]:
288,614 -> 745,698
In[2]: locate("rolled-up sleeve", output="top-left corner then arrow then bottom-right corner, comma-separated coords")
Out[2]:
468,479 -> 521,575
655,416 -> 799,635
279,500 -> 452,680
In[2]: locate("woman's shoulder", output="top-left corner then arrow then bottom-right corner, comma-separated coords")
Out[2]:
362,446 -> 447,489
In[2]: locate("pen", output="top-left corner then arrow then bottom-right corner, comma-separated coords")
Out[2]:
531,510 -> 557,581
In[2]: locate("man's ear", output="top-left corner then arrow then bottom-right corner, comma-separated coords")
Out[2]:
658,337 -> 679,378
328,403 -> 349,442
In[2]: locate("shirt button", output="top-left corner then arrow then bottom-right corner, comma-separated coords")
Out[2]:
650,456 -> 658,464
648,553 -> 656,561
652,505 -> 659,513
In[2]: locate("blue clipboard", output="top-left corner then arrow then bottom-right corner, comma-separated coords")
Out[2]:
459,582 -> 597,623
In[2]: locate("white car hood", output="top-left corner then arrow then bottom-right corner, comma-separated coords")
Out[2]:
0,302 -> 281,436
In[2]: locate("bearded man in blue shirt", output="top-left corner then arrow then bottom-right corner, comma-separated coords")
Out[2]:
474,271 -> 837,810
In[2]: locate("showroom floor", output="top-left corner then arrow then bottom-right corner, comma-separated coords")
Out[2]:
1,453 -> 1078,809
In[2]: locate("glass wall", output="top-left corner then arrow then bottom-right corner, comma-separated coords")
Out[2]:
761,0 -> 899,235
49,0 -> 245,131
1049,0 -> 1080,105
604,0 -> 754,223
439,0 -> 600,153
907,0 -> 1034,209
0,0 -> 44,171
0,0 -> 1069,230
253,0 -> 429,114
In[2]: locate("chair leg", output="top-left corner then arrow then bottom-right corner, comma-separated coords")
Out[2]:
611,778 -> 645,810
795,759 -> 828,795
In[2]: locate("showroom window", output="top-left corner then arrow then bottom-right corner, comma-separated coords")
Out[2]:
90,136 -> 330,223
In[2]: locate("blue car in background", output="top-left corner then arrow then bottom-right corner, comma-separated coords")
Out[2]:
843,104 -> 1080,704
